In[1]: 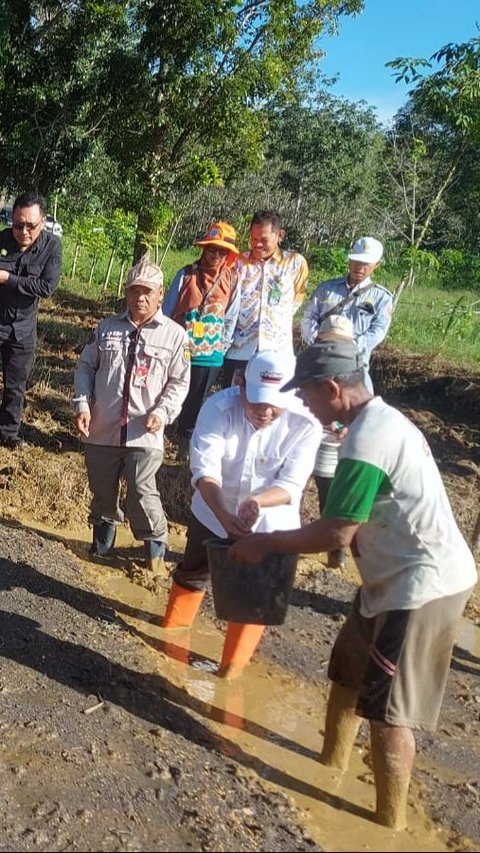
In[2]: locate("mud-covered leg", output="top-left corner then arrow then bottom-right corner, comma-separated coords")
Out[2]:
370,721 -> 415,830
321,683 -> 363,770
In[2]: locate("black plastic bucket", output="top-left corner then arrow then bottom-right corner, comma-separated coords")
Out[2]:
205,539 -> 298,625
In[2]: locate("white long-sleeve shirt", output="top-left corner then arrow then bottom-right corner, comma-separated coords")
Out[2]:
73,309 -> 190,448
190,387 -> 322,537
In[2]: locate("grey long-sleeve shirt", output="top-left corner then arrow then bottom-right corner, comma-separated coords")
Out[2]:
73,309 -> 190,448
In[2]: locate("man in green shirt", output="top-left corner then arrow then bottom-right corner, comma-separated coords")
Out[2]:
229,339 -> 476,831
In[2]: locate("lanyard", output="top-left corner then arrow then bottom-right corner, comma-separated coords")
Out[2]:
319,280 -> 374,323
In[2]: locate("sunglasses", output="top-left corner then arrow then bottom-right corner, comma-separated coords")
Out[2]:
12,219 -> 43,232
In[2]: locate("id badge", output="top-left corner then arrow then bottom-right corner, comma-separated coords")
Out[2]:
192,321 -> 205,338
268,283 -> 282,306
133,356 -> 150,387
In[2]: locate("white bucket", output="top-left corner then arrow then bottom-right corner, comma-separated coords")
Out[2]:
314,438 -> 340,477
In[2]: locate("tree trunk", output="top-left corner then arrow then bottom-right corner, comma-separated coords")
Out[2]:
116,261 -> 126,298
159,212 -> 183,267
133,211 -> 153,264
88,257 -> 97,286
71,244 -> 80,279
393,266 -> 415,311
102,249 -> 116,294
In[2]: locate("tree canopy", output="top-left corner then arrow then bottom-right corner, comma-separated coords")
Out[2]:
0,1 -> 362,214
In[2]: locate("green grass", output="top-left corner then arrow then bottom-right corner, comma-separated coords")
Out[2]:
389,286 -> 480,368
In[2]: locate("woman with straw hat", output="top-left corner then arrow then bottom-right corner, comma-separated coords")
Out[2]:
163,222 -> 240,456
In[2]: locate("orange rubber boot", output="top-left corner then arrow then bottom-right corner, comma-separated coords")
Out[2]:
218,623 -> 265,679
162,581 -> 205,629
162,629 -> 192,666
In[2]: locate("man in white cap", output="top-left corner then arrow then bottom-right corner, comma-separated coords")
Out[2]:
301,236 -> 392,391
73,259 -> 191,570
162,348 -> 322,677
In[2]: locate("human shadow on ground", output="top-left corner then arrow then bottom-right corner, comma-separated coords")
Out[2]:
289,587 -> 351,616
0,551 -> 162,627
451,644 -> 480,677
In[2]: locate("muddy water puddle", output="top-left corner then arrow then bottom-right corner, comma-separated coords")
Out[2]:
28,520 -> 480,852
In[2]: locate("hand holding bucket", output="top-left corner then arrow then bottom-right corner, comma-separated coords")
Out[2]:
237,498 -> 260,529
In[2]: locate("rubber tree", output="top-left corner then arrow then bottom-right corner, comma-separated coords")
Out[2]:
384,36 -> 480,303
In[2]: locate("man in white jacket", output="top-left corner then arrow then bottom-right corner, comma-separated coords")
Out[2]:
73,260 -> 190,570
162,348 -> 322,676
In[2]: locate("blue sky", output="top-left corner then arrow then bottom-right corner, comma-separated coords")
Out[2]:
319,0 -> 480,124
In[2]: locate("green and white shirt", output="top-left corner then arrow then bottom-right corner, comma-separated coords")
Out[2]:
323,397 -> 477,617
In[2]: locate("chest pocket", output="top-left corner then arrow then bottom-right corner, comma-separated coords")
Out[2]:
255,453 -> 282,479
141,343 -> 171,386
357,302 -> 375,315
17,257 -> 44,277
98,337 -> 125,372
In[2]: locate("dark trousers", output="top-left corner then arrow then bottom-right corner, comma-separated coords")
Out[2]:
221,357 -> 248,389
173,512 -> 219,592
0,331 -> 36,440
314,475 -> 332,514
177,364 -> 221,439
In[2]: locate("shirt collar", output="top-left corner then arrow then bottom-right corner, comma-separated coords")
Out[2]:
346,275 -> 372,292
122,307 -> 165,327
247,246 -> 284,264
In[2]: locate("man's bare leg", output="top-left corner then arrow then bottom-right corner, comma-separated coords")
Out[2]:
370,721 -> 415,830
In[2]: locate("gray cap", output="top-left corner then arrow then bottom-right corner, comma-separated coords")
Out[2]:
125,259 -> 164,290
281,340 -> 361,392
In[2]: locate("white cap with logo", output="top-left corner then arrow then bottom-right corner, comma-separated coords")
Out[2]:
348,236 -> 383,264
318,314 -> 354,340
245,350 -> 296,407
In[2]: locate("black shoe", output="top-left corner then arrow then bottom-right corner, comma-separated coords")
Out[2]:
0,436 -> 27,450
